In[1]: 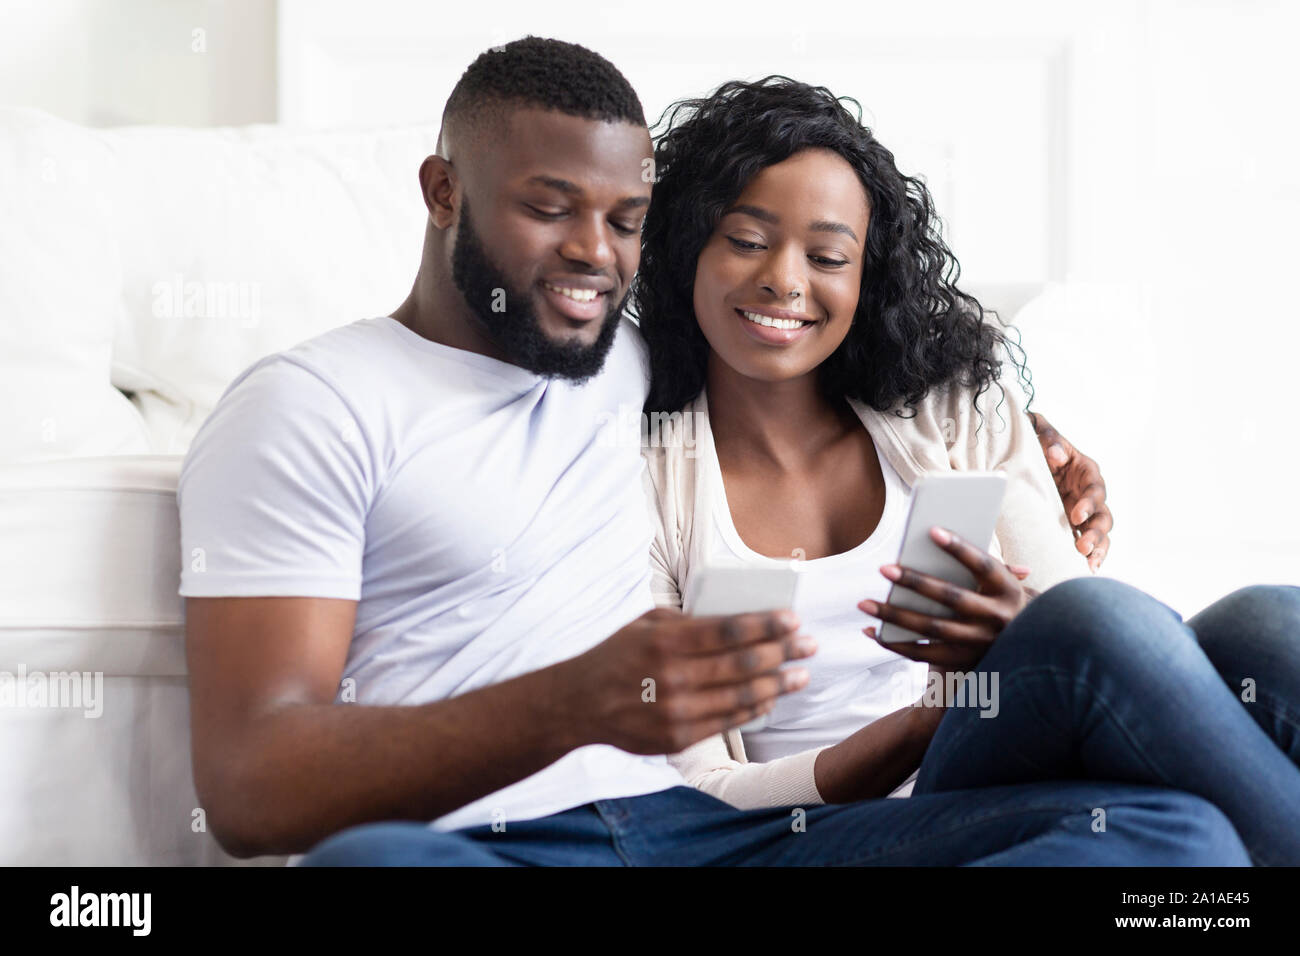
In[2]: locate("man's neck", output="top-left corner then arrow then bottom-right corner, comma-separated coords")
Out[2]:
391,267 -> 512,365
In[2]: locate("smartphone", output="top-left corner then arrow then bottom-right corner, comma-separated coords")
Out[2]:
877,472 -> 1008,644
682,564 -> 801,733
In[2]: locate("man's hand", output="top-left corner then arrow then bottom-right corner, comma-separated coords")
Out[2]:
1028,411 -> 1113,571
563,607 -> 816,756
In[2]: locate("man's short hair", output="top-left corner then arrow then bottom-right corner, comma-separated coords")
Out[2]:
441,36 -> 646,149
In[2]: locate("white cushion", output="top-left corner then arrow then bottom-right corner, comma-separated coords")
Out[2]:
0,111 -> 443,863
102,123 -> 437,452
0,455 -> 185,672
0,109 -> 151,463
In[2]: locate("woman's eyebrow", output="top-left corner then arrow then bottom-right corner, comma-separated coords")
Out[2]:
724,203 -> 779,225
725,204 -> 860,244
809,219 -> 859,243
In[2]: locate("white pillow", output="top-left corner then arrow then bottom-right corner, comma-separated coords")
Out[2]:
103,123 -> 437,452
0,108 -> 150,462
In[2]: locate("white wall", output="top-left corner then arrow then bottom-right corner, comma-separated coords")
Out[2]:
276,0 -> 1300,615
0,0 -> 276,126
3,0 -> 1295,614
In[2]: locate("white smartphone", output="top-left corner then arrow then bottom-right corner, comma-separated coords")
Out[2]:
682,564 -> 801,733
877,472 -> 1008,644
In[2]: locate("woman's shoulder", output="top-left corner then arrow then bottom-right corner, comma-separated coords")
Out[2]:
863,370 -> 1031,460
640,393 -> 709,474
640,394 -> 714,597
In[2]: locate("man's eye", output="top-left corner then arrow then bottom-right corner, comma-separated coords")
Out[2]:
526,204 -> 567,219
727,237 -> 764,251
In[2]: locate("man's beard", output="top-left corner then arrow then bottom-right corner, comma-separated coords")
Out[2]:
451,197 -> 626,382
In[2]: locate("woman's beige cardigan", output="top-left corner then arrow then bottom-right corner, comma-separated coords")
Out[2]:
640,370 -> 1093,809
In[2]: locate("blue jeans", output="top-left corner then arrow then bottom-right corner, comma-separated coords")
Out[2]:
914,579 -> 1300,866
300,580 -> 1299,866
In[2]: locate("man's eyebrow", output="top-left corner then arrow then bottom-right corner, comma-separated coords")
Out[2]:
525,176 -> 650,209
527,175 -> 583,195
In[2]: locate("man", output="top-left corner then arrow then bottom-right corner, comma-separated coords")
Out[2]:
180,37 -> 1233,866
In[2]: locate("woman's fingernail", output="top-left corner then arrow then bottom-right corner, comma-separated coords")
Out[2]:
859,599 -> 879,615
931,526 -> 952,545
785,668 -> 810,689
1077,510 -> 1091,524
880,564 -> 900,581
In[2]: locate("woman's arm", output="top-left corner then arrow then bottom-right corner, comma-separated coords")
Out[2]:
667,700 -> 945,809
812,699 -> 946,803
961,365 -> 1092,592
668,733 -> 825,809
642,455 -> 685,609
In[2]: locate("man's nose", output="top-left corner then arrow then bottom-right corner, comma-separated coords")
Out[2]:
558,214 -> 616,270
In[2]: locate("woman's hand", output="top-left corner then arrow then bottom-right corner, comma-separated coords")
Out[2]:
858,526 -> 1033,670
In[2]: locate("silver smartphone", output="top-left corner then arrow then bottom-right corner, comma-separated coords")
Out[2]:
877,472 -> 1008,644
682,564 -> 801,732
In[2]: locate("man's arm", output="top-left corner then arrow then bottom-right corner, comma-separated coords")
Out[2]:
186,597 -> 813,858
1028,411 -> 1114,571
187,595 -> 588,857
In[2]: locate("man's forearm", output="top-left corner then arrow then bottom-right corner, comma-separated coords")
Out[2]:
201,661 -> 589,857
813,701 -> 946,803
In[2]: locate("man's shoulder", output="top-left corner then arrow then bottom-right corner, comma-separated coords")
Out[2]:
275,316 -> 397,392
607,315 -> 651,385
213,317 -> 387,403
183,320 -> 390,473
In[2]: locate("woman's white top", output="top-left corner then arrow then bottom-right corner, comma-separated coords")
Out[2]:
702,416 -> 927,795
642,375 -> 1091,810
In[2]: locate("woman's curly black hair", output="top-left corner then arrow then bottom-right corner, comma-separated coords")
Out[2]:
632,76 -> 1033,428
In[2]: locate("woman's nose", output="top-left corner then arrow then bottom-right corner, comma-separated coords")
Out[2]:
756,245 -> 806,301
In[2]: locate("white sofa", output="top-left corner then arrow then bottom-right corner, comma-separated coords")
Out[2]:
0,107 -> 439,864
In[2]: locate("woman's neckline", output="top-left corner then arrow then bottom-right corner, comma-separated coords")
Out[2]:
697,389 -> 906,569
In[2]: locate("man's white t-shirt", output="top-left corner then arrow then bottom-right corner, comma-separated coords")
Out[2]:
177,315 -> 684,832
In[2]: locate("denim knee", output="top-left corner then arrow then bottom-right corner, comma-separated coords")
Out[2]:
1005,576 -> 1191,667
1131,791 -> 1252,866
1190,583 -> 1300,666
1195,584 -> 1300,633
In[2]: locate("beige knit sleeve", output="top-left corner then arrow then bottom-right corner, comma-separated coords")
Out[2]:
641,450 -> 684,610
667,734 -> 828,810
964,365 -> 1092,592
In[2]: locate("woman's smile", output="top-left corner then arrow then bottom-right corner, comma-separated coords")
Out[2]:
734,305 -> 820,344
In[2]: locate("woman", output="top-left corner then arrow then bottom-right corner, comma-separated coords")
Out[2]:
634,76 -> 1300,864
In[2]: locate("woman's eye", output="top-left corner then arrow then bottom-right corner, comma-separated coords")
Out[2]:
727,236 -> 764,251
610,220 -> 641,236
812,256 -> 850,267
